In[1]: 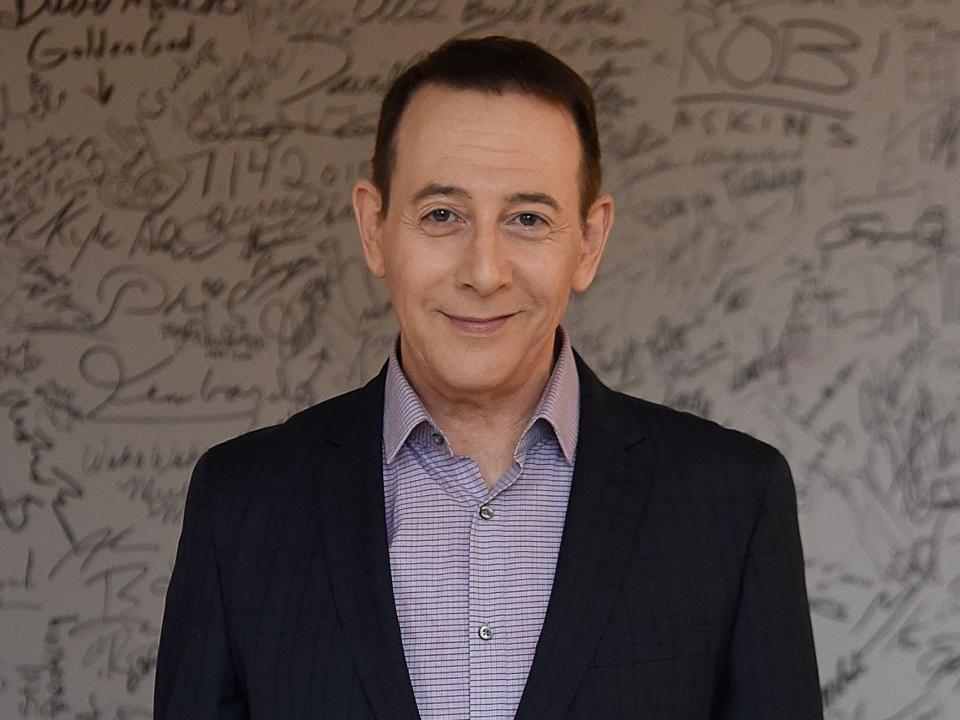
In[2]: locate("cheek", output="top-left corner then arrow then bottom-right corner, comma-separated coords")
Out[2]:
382,248 -> 447,316
517,255 -> 576,306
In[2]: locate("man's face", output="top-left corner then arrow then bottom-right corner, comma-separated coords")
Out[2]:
353,83 -> 613,401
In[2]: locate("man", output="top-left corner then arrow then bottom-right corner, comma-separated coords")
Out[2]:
154,36 -> 823,719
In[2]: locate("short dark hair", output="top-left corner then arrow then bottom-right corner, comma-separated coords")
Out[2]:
371,35 -> 602,221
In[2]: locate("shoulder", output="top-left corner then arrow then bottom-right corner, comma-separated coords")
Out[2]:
622,389 -> 784,467
577,352 -> 785,471
576,354 -> 791,506
610,390 -> 796,530
192,372 -> 384,495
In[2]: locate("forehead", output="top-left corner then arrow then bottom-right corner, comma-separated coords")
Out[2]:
391,84 -> 582,201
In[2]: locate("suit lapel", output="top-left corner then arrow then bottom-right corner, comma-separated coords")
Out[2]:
309,366 -> 421,720
515,352 -> 653,720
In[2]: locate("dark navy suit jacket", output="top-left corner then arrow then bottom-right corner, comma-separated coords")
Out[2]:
154,351 -> 823,719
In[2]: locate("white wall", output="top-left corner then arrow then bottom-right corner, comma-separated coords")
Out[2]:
1,1 -> 959,717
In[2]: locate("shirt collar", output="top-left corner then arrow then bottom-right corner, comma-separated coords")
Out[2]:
382,326 -> 579,466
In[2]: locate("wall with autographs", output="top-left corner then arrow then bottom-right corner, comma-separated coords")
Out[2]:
1,0 -> 959,718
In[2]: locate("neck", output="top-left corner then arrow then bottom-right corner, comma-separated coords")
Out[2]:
398,333 -> 559,481
420,373 -> 549,443
406,354 -> 552,438
416,369 -> 550,489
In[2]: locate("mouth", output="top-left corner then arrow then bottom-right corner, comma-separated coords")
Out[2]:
443,312 -> 515,335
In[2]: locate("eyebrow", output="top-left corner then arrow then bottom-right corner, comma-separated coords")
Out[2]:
507,191 -> 560,211
410,183 -> 561,211
411,183 -> 469,204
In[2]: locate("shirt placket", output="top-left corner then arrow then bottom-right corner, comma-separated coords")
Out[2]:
468,466 -> 519,718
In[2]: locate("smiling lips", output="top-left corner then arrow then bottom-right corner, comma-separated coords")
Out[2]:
444,312 -> 515,335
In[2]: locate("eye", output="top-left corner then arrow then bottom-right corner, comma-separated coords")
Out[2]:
423,208 -> 457,223
419,206 -> 465,236
512,212 -> 547,229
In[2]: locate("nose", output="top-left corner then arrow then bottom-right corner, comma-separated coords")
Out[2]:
454,220 -> 512,296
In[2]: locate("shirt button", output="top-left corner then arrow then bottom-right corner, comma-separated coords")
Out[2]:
478,504 -> 494,520
478,624 -> 494,641
431,432 -> 445,446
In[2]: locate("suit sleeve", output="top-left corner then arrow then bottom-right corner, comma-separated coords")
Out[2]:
154,452 -> 249,720
714,449 -> 824,720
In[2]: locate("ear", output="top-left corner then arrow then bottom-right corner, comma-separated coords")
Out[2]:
572,193 -> 615,292
352,179 -> 387,278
